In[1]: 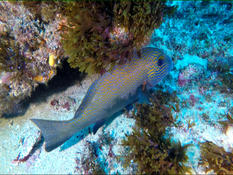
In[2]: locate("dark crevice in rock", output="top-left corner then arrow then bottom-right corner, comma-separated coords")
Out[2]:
3,59 -> 85,118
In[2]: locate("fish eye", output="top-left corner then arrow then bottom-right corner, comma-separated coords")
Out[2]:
157,56 -> 164,66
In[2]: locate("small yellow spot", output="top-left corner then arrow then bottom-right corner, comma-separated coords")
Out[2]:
33,70 -> 56,83
33,75 -> 45,83
49,54 -> 56,67
48,70 -> 55,79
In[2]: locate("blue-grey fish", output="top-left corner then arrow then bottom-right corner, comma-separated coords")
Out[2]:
31,47 -> 173,152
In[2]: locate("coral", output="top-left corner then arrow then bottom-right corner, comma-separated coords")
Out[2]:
59,1 -> 170,75
200,141 -> 233,174
120,92 -> 191,174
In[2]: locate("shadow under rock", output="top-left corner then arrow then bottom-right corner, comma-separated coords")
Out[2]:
29,59 -> 85,103
3,59 -> 85,118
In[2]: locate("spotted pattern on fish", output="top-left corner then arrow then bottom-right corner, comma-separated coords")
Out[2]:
72,47 -> 172,124
30,47 -> 173,152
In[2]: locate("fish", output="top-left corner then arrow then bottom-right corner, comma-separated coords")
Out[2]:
31,47 -> 173,152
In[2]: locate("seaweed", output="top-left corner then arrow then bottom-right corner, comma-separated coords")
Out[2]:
19,1 -> 68,23
0,27 -> 39,112
120,92 -> 191,174
0,33 -> 27,74
207,60 -> 233,92
75,132 -> 115,174
78,141 -> 106,175
218,112 -> 233,133
59,1 -> 168,75
219,73 -> 233,91
202,113 -> 210,123
200,141 -> 233,175
0,32 -> 34,111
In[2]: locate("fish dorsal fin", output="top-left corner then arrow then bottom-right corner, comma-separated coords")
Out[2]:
74,79 -> 99,119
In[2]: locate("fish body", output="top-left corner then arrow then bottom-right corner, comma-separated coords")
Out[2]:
31,47 -> 173,152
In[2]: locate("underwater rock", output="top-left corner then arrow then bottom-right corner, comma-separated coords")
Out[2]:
178,63 -> 205,87
0,2 -> 64,117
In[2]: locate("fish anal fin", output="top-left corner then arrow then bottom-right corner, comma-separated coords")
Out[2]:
92,119 -> 106,134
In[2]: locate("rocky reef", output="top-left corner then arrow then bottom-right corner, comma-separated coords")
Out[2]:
0,1 -> 233,174
0,2 -> 64,117
0,1 -> 175,117
59,1 -> 168,74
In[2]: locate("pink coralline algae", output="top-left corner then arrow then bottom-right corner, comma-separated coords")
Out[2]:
0,2 -> 64,90
50,97 -> 76,112
1,72 -> 12,85
178,73 -> 187,87
189,94 -> 196,106
109,25 -> 133,45
178,63 -> 205,87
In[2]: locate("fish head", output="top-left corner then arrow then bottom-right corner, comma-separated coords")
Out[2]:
142,47 -> 173,87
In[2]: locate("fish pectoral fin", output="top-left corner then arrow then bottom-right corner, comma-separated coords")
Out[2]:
125,104 -> 133,111
137,86 -> 151,104
92,119 -> 106,134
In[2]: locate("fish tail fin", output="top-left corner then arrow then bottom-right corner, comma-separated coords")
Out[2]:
30,119 -> 75,152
